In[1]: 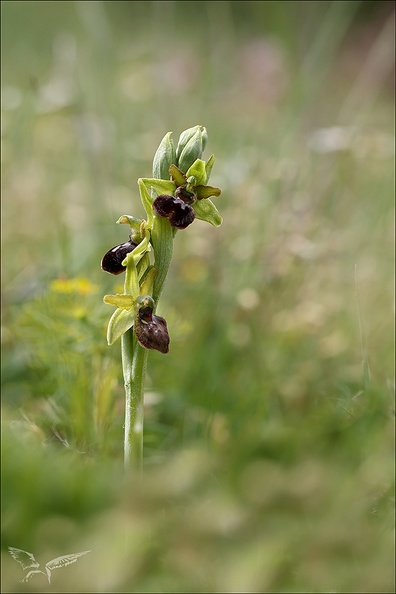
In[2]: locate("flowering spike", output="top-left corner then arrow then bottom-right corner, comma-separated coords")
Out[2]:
100,125 -> 222,468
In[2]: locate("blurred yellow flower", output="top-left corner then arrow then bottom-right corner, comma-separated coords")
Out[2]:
50,276 -> 99,296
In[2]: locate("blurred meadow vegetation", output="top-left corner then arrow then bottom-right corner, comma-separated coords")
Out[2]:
1,1 -> 394,592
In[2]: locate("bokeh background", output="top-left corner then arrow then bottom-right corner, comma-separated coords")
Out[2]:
1,1 -> 394,592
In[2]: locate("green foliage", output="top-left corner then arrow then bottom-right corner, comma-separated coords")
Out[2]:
1,1 -> 394,592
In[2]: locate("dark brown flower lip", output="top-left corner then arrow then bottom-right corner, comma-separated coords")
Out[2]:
101,238 -> 138,275
153,194 -> 195,230
135,306 -> 170,354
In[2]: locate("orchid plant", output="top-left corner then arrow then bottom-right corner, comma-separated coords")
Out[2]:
101,126 -> 222,469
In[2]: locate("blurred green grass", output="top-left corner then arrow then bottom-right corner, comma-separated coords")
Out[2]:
1,1 -> 394,592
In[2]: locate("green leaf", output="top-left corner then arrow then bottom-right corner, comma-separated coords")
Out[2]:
186,159 -> 207,186
151,215 -> 174,303
107,307 -> 134,345
152,132 -> 176,180
193,198 -> 223,227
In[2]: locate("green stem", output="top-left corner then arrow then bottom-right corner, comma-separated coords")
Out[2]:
121,217 -> 174,471
121,328 -> 148,470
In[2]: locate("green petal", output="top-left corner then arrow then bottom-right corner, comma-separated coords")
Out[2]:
193,198 -> 223,227
103,294 -> 135,309
195,185 -> 221,200
129,234 -> 151,265
103,293 -> 135,309
168,165 -> 186,188
116,214 -> 142,229
107,308 -> 134,345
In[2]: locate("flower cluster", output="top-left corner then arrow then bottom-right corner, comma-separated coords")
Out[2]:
152,163 -> 221,230
101,125 -> 222,353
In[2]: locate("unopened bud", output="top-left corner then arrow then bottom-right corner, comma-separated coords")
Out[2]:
176,125 -> 206,158
177,125 -> 208,173
152,132 -> 176,180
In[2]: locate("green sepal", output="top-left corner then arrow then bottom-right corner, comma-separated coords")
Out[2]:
193,198 -> 223,227
103,294 -> 135,309
152,132 -> 176,180
107,307 -> 134,345
186,159 -> 207,186
140,177 -> 176,197
138,179 -> 155,228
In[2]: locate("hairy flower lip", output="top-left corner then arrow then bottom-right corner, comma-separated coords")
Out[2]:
152,194 -> 176,217
101,238 -> 138,275
135,307 -> 170,354
153,194 -> 195,230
